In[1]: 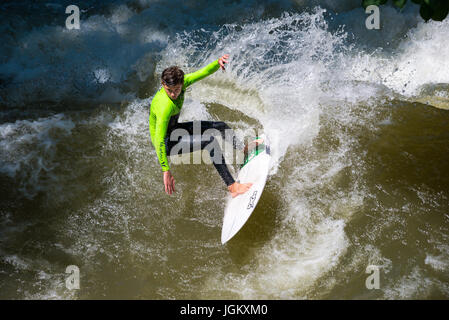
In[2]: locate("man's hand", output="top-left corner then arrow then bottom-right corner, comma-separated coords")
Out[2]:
218,54 -> 229,71
163,170 -> 175,195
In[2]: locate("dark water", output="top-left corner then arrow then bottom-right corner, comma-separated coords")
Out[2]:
0,0 -> 448,299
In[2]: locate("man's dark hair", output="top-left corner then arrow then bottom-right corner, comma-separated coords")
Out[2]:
161,66 -> 184,86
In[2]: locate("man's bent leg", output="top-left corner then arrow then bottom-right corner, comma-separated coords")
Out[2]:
205,135 -> 235,187
166,125 -> 236,186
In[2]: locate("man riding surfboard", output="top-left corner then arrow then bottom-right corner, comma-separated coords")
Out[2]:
149,54 -> 259,197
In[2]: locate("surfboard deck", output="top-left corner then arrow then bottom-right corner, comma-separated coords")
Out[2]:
221,134 -> 271,244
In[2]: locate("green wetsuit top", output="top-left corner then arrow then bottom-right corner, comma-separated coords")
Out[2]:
149,59 -> 220,171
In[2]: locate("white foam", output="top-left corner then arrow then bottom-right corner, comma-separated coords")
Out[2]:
425,244 -> 449,272
0,114 -> 74,198
204,213 -> 348,299
383,267 -> 437,299
425,255 -> 447,272
2,255 -> 30,270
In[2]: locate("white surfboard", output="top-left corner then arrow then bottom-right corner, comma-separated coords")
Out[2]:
221,134 -> 271,244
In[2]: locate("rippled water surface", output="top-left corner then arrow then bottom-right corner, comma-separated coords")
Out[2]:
0,0 -> 448,299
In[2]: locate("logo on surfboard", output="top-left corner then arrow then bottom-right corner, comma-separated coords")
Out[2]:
247,190 -> 258,210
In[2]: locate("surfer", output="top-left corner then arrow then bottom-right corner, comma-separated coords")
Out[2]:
149,54 -> 253,197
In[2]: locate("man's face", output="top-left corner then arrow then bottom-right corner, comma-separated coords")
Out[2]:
162,83 -> 183,100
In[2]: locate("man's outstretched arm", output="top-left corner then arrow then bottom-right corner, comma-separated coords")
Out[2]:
184,54 -> 229,87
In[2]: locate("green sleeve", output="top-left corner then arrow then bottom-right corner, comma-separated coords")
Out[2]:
154,117 -> 170,172
184,59 -> 220,88
149,99 -> 172,172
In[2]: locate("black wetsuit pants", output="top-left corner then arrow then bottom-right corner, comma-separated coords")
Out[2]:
164,115 -> 238,187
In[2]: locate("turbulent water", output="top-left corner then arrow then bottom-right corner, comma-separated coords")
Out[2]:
0,0 -> 448,299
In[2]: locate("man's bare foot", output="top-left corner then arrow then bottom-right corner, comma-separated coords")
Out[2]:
228,182 -> 253,198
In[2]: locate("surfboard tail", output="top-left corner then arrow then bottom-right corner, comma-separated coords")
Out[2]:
241,136 -> 266,169
221,134 -> 270,244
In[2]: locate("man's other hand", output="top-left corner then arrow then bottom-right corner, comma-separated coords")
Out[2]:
218,54 -> 229,71
163,170 -> 175,195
